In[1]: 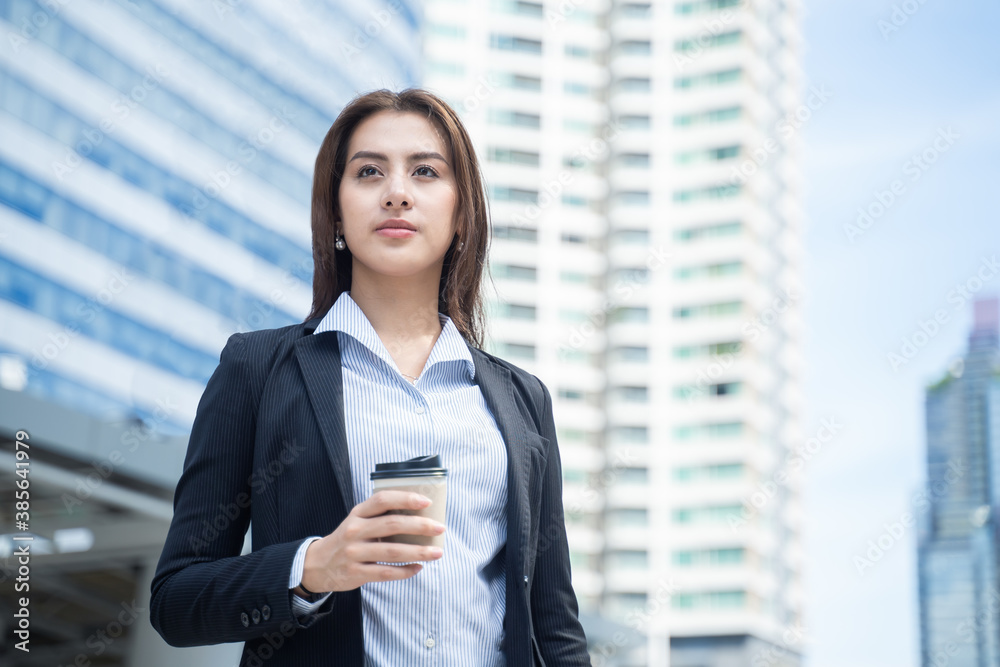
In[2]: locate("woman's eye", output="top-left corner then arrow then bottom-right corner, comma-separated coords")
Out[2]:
358,166 -> 379,177
415,166 -> 438,177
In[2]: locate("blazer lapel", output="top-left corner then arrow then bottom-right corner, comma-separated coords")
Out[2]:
291,322 -> 534,581
294,330 -> 356,517
469,348 -> 533,580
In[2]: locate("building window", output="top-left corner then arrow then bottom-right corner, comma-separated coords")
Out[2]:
492,186 -> 538,203
673,183 -> 741,203
619,3 -> 652,18
564,44 -> 594,58
611,268 -> 650,285
672,341 -> 742,358
674,221 -> 742,241
492,72 -> 543,91
618,467 -> 649,484
674,30 -> 741,51
608,550 -> 649,569
614,191 -> 650,206
497,342 -> 536,359
674,381 -> 742,400
610,346 -> 649,363
618,114 -> 651,129
611,229 -> 650,245
614,386 -> 649,403
493,225 -> 538,242
492,0 -> 545,16
561,194 -> 588,207
673,504 -> 742,524
497,303 -> 537,320
674,0 -> 741,15
672,591 -> 746,610
487,109 -> 541,128
673,106 -> 742,126
616,153 -> 651,168
559,309 -> 589,323
559,387 -> 585,401
673,463 -> 744,482
612,426 -> 649,444
616,77 -> 652,93
494,264 -> 538,281
563,81 -> 594,96
617,40 -> 652,55
609,508 -> 649,526
675,145 -> 741,164
673,547 -> 745,566
674,421 -> 743,440
675,68 -> 741,89
563,118 -> 594,133
490,33 -> 543,54
559,270 -> 589,284
559,348 -> 597,365
673,301 -> 742,319
488,147 -> 540,166
610,306 -> 649,324
674,260 -> 743,280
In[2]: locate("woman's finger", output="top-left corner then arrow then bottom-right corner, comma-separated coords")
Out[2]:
353,490 -> 431,519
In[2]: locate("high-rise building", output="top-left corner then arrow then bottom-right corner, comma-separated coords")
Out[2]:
918,298 -> 1000,667
0,0 -> 419,429
0,2 -> 418,664
421,0 -> 804,664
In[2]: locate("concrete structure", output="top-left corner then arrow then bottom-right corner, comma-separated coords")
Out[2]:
422,0 -> 805,663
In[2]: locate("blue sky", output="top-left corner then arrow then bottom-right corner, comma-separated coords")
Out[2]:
800,0 -> 1000,664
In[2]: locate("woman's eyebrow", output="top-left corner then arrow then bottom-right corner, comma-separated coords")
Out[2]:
348,150 -> 449,165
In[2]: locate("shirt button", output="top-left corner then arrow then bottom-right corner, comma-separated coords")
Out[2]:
425,637 -> 435,648
415,405 -> 426,414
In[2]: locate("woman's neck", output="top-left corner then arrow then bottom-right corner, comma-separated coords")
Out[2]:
348,269 -> 443,376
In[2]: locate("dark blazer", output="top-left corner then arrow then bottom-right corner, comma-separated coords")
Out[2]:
150,316 -> 591,666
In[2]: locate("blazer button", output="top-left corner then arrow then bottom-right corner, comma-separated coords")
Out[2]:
523,575 -> 529,585
251,609 -> 261,624
261,605 -> 271,620
240,612 -> 250,627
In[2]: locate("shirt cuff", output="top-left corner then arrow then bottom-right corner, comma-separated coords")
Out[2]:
288,537 -> 332,614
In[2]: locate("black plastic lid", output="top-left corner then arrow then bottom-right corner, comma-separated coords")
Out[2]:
370,454 -> 448,480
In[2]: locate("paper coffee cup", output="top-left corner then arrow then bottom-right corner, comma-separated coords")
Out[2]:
370,455 -> 447,548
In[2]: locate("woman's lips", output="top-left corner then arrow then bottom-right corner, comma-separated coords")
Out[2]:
376,228 -> 416,238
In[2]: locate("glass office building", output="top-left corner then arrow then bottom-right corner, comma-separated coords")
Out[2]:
0,0 -> 420,430
918,298 -> 1000,667
0,2 -> 419,665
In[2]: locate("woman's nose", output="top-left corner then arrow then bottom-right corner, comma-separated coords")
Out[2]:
382,172 -> 411,209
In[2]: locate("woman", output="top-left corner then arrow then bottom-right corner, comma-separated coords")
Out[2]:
150,89 -> 590,666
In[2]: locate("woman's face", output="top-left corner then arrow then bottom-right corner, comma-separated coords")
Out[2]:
337,110 -> 459,283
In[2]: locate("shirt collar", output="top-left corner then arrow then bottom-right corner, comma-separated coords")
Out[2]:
313,291 -> 475,381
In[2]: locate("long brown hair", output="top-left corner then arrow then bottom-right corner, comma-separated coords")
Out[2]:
306,89 -> 490,348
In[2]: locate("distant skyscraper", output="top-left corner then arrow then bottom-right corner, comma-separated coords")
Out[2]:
0,0 -> 420,431
919,298 -> 1000,667
421,0 -> 804,663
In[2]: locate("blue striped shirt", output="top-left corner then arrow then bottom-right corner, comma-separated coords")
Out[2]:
288,291 -> 509,665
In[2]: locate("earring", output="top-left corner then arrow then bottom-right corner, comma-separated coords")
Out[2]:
335,233 -> 346,251
457,240 -> 464,252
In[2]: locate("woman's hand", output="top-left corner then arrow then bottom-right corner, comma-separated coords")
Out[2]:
297,490 -> 446,595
